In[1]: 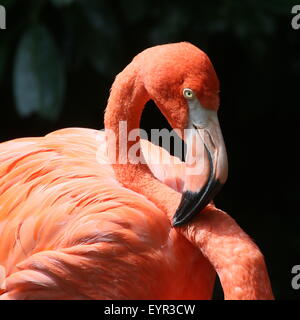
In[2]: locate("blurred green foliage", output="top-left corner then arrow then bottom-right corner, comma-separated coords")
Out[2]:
14,24 -> 65,119
0,0 -> 296,121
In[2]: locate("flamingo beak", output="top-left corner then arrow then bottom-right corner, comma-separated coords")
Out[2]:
173,100 -> 228,227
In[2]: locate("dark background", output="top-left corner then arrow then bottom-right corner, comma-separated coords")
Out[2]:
0,0 -> 298,299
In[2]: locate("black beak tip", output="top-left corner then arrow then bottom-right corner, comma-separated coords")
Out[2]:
172,190 -> 201,228
172,180 -> 223,228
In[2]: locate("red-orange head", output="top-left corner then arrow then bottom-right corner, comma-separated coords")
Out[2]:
135,42 -> 220,131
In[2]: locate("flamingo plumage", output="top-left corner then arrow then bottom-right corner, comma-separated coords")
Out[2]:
0,42 -> 273,300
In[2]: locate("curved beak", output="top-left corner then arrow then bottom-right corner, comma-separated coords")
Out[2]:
173,99 -> 228,227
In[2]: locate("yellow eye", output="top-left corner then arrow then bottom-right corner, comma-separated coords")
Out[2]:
183,88 -> 194,100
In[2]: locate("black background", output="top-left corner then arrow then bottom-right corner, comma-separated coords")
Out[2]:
0,0 -> 299,299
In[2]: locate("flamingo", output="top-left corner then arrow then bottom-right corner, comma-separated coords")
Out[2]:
0,42 -> 273,300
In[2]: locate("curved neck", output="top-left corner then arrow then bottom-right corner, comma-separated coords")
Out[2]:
104,63 -> 181,220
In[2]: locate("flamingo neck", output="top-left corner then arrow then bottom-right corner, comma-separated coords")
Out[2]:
181,205 -> 274,300
104,62 -> 181,220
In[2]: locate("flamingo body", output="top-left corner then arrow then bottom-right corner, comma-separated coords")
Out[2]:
0,128 -> 215,299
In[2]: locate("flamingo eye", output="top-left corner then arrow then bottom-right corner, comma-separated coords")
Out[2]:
183,88 -> 194,100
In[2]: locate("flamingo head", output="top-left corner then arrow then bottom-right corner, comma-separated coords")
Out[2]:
137,42 -> 228,226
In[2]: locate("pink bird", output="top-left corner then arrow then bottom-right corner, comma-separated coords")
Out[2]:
0,42 -> 273,300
